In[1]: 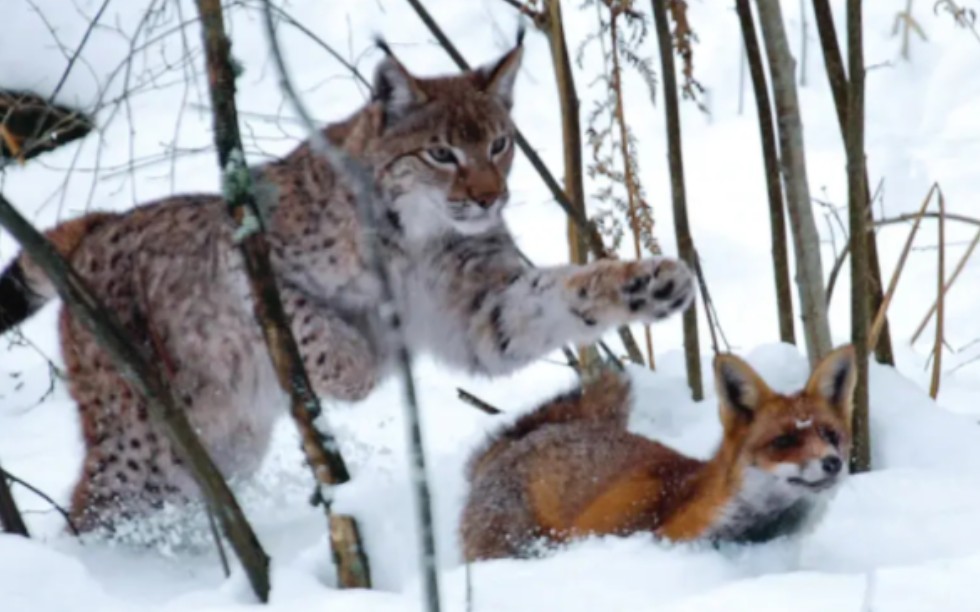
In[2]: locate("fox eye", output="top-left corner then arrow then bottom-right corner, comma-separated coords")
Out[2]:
426,146 -> 458,166
821,427 -> 841,447
770,433 -> 801,450
490,135 -> 510,156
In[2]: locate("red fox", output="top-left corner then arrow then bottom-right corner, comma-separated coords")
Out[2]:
460,345 -> 856,560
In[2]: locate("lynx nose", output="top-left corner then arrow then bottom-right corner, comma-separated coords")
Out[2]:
471,192 -> 499,209
821,455 -> 842,476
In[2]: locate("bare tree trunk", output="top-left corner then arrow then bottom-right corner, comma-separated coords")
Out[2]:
811,0 -> 894,366
735,0 -> 796,346
0,193 -> 270,600
405,0 -> 646,365
754,0 -> 832,366
0,465 -> 29,537
651,0 -> 703,400
193,0 -> 370,588
541,0 -> 601,371
845,0 -> 870,473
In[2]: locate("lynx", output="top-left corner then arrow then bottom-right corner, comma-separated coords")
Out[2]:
0,38 -> 695,531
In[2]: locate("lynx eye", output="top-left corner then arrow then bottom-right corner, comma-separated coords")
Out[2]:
770,433 -> 802,451
425,146 -> 458,166
489,135 -> 510,156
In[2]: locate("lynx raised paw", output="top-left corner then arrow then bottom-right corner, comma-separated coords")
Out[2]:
621,257 -> 696,322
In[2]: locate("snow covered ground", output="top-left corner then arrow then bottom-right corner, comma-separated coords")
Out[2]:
3,0 -> 980,610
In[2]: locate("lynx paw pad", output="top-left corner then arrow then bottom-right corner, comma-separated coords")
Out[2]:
622,258 -> 696,321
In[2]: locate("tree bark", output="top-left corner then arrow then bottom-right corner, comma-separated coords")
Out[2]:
194,0 -> 370,588
754,0 -> 833,366
651,0 -> 704,400
0,465 -> 29,537
0,193 -> 270,600
811,0 -> 894,366
735,0 -> 796,346
845,0 -> 870,472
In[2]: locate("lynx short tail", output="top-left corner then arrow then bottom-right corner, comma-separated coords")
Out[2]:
0,212 -> 115,333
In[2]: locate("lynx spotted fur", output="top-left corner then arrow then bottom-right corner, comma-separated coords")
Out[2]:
0,40 -> 695,530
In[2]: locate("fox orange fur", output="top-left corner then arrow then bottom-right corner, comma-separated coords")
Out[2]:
461,346 -> 857,561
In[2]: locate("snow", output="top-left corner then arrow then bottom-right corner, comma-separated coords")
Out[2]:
3,0 -> 980,610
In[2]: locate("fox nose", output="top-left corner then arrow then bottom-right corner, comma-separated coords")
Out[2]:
821,456 -> 843,476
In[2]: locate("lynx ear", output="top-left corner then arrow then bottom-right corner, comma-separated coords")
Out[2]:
714,353 -> 773,424
472,28 -> 524,108
805,345 -> 857,422
372,40 -> 428,120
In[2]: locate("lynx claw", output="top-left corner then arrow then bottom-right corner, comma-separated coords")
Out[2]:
622,257 -> 696,322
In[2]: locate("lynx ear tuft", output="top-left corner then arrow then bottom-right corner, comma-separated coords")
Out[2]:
372,38 -> 428,122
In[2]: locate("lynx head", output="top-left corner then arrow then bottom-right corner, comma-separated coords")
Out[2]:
357,35 -> 523,240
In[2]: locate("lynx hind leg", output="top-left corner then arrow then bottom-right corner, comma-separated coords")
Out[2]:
63,317 -> 196,532
282,284 -> 379,402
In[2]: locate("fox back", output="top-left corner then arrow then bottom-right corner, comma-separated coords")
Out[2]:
461,347 -> 857,561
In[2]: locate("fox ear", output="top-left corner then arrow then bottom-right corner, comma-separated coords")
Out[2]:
372,41 -> 428,122
714,353 -> 773,423
472,29 -> 524,109
805,345 -> 857,422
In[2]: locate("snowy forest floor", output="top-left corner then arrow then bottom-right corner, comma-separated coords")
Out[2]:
3,0 -> 980,610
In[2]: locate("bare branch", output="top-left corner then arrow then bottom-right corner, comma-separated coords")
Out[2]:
0,464 -> 29,537
194,0 -> 369,590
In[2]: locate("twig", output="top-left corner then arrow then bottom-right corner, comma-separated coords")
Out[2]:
911,227 -> 980,344
868,184 -> 937,349
0,191 -> 270,599
0,464 -> 29,537
206,508 -> 231,578
457,389 -> 503,416
735,0 -> 796,345
401,0 -> 646,366
196,0 -> 369,590
929,188 -> 946,399
3,468 -> 79,536
651,0 -> 703,399
827,210 -> 980,306
692,251 -> 720,355
260,1 -> 439,605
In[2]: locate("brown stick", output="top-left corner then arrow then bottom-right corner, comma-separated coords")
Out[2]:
735,0 -> 796,345
911,227 -> 980,344
542,0 -> 602,371
930,189 -> 946,399
404,0 -> 646,366
755,0 -> 833,366
0,192 -> 270,599
846,0 -> 870,473
651,0 -> 703,400
457,389 -> 503,415
0,464 -> 29,537
194,0 -> 369,589
812,0 -> 894,365
868,185 -> 935,350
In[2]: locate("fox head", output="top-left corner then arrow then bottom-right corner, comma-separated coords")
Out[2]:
713,345 -> 857,498
336,34 -> 523,241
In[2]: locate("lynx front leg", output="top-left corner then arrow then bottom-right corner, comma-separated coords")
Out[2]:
459,257 -> 695,374
280,284 -> 379,402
